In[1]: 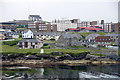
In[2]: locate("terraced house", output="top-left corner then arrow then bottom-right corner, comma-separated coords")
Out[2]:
83,33 -> 101,45
18,39 -> 43,49
95,36 -> 111,47
34,32 -> 61,40
105,33 -> 118,42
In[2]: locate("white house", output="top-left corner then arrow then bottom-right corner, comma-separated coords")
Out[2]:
22,29 -> 33,39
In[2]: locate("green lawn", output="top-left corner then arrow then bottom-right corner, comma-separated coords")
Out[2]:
1,37 -> 117,55
44,49 -> 88,54
2,44 -> 115,55
1,45 -> 41,54
44,40 -> 55,43
1,44 -> 89,54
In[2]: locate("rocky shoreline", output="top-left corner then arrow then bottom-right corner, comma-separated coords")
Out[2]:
2,53 -> 120,67
2,59 -> 120,68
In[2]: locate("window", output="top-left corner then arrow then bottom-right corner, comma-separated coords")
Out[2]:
20,42 -> 22,44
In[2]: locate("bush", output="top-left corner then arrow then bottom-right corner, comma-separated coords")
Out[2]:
2,52 -> 19,55
41,46 -> 50,49
70,46 -> 85,48
43,43 -> 48,46
26,52 -> 32,55
19,34 -> 22,38
50,38 -> 55,41
3,41 -> 19,46
91,54 -> 106,56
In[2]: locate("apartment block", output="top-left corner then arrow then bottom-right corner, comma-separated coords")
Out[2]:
77,20 -> 99,28
0,22 -> 17,31
111,23 -> 119,33
28,21 -> 57,32
52,19 -> 77,31
103,23 -> 112,32
77,21 -> 90,27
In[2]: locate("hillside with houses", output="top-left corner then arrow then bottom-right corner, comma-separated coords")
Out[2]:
0,15 -> 119,57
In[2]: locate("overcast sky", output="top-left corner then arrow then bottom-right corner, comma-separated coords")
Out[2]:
0,0 -> 119,23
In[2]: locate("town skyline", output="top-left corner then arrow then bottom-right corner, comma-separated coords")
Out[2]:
0,0 -> 119,23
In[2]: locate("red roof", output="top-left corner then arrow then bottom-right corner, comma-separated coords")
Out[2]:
68,28 -> 79,30
93,26 -> 99,27
79,27 -> 103,31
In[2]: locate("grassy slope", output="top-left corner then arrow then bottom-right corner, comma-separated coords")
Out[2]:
2,45 -> 41,54
1,44 -> 116,55
1,45 -> 88,54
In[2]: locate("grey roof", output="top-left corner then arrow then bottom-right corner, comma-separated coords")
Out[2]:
23,29 -> 31,33
0,31 -> 19,35
62,33 -> 82,39
29,15 -> 41,18
85,33 -> 101,39
8,20 -> 32,24
19,39 -> 42,43
4,29 -> 12,32
0,32 -> 7,35
105,33 -> 118,37
8,32 -> 19,35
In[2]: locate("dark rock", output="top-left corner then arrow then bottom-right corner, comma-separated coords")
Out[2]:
36,54 -> 55,60
24,55 -> 40,60
58,54 -> 74,61
69,53 -> 88,60
7,54 -> 19,59
52,52 -> 63,56
85,54 -> 100,61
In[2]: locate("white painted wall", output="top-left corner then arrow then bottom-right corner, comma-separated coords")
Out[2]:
12,35 -> 19,38
56,23 -> 77,31
22,30 -> 33,39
